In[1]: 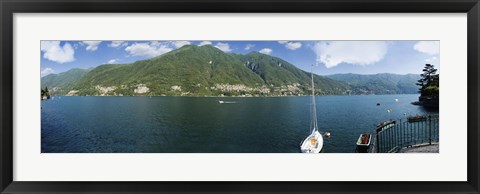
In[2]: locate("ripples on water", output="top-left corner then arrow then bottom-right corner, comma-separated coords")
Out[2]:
41,95 -> 438,153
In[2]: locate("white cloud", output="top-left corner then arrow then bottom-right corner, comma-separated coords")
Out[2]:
40,41 -> 75,64
82,41 -> 102,51
414,41 -> 439,55
198,41 -> 212,46
125,42 -> 173,57
285,42 -> 302,50
107,59 -> 118,64
259,48 -> 273,55
278,41 -> 302,50
312,41 -> 388,68
171,41 -> 191,48
149,41 -> 161,46
245,44 -> 255,50
214,42 -> 232,52
108,41 -> 127,48
425,56 -> 438,62
41,68 -> 55,77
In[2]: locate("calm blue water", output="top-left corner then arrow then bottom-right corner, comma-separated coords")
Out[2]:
41,95 -> 437,153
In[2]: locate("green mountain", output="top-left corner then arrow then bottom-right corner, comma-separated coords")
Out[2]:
326,73 -> 420,94
69,45 -> 270,96
41,45 -> 418,97
41,68 -> 91,95
42,45 -> 353,96
231,52 -> 352,95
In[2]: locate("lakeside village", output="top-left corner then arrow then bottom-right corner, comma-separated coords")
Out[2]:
41,64 -> 439,153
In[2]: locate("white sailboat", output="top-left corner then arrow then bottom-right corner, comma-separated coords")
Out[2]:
300,66 -> 324,153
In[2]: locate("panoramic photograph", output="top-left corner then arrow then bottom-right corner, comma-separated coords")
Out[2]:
41,40 -> 439,153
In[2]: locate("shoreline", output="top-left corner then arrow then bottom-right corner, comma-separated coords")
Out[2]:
47,93 -> 420,98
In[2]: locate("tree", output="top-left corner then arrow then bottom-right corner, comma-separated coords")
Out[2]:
41,86 -> 51,99
416,64 -> 439,107
416,64 -> 438,95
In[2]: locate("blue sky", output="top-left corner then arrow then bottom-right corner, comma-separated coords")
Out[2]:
40,40 -> 440,77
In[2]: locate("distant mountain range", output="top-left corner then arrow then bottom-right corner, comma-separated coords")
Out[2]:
41,45 -> 420,97
326,73 -> 421,95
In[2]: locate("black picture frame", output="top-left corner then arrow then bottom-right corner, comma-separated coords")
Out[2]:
1,0 -> 479,193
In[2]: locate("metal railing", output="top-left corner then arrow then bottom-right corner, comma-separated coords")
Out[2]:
376,115 -> 439,153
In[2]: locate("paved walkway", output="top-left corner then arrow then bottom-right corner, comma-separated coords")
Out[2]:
398,144 -> 439,153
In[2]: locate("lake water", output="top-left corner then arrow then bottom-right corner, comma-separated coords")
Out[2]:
41,94 -> 438,153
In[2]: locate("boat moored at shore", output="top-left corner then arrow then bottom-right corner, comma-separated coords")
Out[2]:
375,120 -> 396,133
407,115 -> 427,122
355,133 -> 372,153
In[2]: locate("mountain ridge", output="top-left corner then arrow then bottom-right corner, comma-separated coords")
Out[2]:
326,73 -> 420,94
41,45 -> 419,96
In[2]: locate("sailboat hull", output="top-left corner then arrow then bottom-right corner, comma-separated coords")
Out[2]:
300,131 -> 323,153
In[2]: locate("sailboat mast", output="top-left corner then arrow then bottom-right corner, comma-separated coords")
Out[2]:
311,65 -> 318,132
